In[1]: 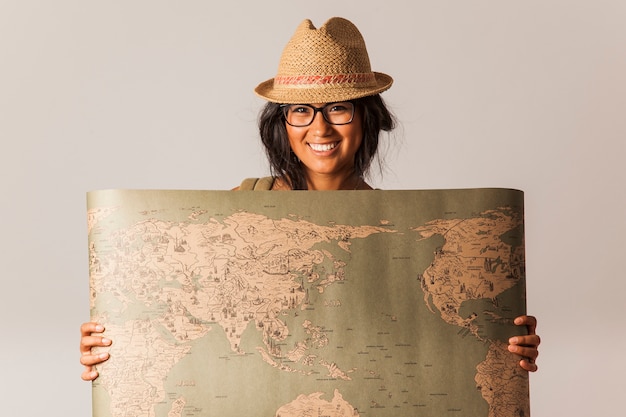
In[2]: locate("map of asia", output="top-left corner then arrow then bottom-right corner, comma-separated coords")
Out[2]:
87,188 -> 530,417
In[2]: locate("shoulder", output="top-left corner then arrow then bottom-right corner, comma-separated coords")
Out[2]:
237,177 -> 276,190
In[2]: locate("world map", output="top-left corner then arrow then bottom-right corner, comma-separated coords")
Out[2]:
88,189 -> 530,417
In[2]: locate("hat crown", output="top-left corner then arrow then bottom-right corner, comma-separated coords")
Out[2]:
254,17 -> 393,104
277,18 -> 372,77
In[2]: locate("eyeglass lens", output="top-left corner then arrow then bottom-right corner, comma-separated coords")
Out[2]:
283,102 -> 354,127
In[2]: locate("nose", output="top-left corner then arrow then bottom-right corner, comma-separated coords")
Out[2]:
310,110 -> 332,136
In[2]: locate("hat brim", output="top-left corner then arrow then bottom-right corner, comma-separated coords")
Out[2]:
254,72 -> 393,104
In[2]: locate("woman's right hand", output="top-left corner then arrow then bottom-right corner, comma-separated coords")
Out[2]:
79,322 -> 112,381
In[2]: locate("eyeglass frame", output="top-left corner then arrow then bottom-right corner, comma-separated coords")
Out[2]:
280,101 -> 356,127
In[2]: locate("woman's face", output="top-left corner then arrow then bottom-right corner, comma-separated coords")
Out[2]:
285,102 -> 363,181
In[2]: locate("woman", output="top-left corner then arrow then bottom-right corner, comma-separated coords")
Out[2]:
80,16 -> 540,381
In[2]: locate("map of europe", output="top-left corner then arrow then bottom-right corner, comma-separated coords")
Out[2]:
87,189 -> 530,417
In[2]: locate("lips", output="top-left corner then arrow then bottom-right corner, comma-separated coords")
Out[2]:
308,142 -> 338,152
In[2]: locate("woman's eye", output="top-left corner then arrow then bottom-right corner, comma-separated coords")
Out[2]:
328,103 -> 350,112
291,106 -> 311,114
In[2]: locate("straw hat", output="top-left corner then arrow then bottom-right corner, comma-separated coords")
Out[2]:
254,17 -> 393,104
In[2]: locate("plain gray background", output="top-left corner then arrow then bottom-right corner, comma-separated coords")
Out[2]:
1,0 -> 624,415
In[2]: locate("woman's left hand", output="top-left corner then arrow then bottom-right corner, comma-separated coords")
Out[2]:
508,315 -> 540,372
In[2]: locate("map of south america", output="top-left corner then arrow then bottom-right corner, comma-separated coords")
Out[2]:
88,189 -> 529,417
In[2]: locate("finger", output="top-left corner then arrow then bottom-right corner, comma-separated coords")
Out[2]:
514,315 -> 537,335
79,335 -> 112,354
81,368 -> 99,381
80,322 -> 105,337
509,334 -> 541,348
508,344 -> 539,361
80,352 -> 110,367
518,358 -> 538,372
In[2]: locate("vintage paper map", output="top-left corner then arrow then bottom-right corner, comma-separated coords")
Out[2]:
87,189 -> 530,417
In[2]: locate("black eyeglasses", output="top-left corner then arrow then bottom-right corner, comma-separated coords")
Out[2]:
281,102 -> 355,127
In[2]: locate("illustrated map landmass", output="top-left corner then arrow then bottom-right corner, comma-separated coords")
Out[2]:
88,189 -> 530,417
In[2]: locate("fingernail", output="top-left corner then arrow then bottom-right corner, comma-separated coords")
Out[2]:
102,338 -> 111,345
95,325 -> 104,332
99,352 -> 109,359
509,336 -> 518,344
508,344 -> 516,353
514,317 -> 522,324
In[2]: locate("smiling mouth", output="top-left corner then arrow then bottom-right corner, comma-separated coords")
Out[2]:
308,142 -> 338,152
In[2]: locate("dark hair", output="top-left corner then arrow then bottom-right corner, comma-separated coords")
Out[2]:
258,94 -> 396,190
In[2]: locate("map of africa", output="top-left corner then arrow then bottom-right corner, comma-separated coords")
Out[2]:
87,189 -> 530,417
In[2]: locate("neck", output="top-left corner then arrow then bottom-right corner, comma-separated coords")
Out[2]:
273,170 -> 373,191
305,171 -> 372,190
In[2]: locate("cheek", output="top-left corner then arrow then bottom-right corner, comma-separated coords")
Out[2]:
344,125 -> 364,150
286,126 -> 306,149
347,113 -> 364,148
285,125 -> 297,140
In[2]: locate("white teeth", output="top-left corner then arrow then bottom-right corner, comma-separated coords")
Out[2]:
309,142 -> 337,151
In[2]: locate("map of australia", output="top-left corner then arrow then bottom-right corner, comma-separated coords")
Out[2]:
88,189 -> 530,417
